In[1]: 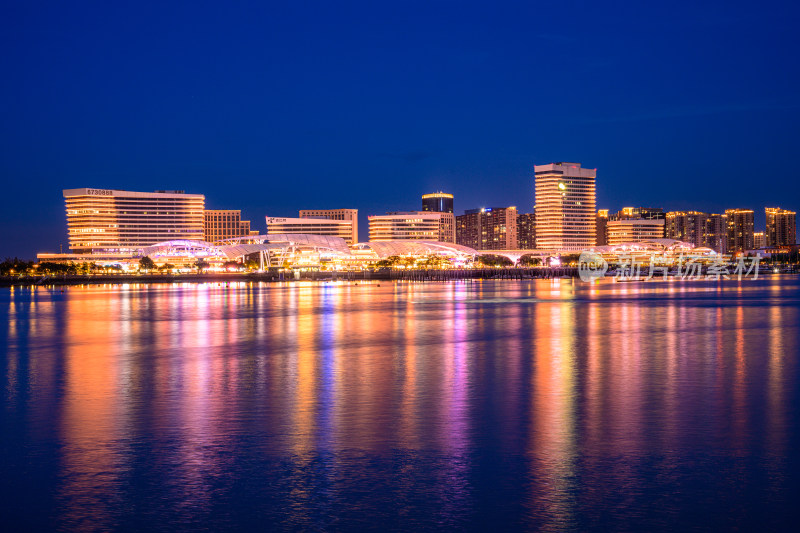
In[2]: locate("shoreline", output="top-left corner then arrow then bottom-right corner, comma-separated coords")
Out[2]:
3,268 -> 798,288
0,268 -> 579,287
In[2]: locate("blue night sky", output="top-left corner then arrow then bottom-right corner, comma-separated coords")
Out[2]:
1,0 -> 799,257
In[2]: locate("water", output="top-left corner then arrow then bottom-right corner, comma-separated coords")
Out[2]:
2,278 -> 800,531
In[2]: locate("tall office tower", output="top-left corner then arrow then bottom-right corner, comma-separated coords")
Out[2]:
266,216 -> 356,244
204,210 -> 253,243
368,211 -> 453,242
517,212 -> 536,249
606,219 -> 665,246
63,188 -> 205,253
455,207 -> 518,250
596,209 -> 609,246
422,192 -> 454,213
725,209 -> 755,252
299,209 -> 359,244
753,232 -> 766,249
534,162 -> 596,250
765,207 -> 797,247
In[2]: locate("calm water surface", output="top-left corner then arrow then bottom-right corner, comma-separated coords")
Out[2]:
2,278 -> 800,531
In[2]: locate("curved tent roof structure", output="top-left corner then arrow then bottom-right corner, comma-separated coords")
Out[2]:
220,234 -> 351,255
139,240 -> 221,258
357,240 -> 478,259
589,239 -> 716,255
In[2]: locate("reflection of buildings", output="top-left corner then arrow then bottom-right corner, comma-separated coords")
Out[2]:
725,208 -> 755,253
517,212 -> 536,250
63,188 -> 205,253
765,207 -> 797,247
456,207 -> 518,250
266,216 -> 357,244
299,209 -> 359,245
534,162 -> 596,250
368,211 -> 454,242
606,219 -> 665,246
204,210 -> 255,243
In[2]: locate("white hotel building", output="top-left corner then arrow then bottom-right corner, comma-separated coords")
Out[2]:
368,211 -> 454,242
63,188 -> 205,253
266,216 -> 357,244
534,162 -> 597,251
298,208 -> 359,244
606,219 -> 666,246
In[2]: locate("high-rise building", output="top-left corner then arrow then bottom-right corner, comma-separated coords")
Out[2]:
204,210 -> 254,243
534,162 -> 596,250
704,214 -> 728,253
596,209 -> 609,246
266,216 -> 356,243
765,207 -> 797,247
725,209 -> 755,253
455,211 -> 481,249
753,232 -> 766,249
299,209 -> 359,244
606,219 -> 665,246
666,211 -> 728,253
456,207 -> 517,250
422,192 -> 454,214
368,212 -> 453,242
63,188 -> 205,253
438,212 -> 456,243
666,211 -> 706,245
517,212 -> 536,250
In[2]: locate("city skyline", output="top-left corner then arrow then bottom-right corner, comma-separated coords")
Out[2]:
46,183 -> 796,261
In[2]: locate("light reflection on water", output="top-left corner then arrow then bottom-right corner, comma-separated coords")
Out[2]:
2,278 -> 800,530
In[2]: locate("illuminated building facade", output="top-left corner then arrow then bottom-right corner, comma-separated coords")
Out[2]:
517,212 -> 536,249
63,188 -> 205,253
704,214 -> 728,253
608,207 -> 665,221
368,212 -> 453,242
753,232 -> 766,249
606,219 -> 665,246
765,207 -> 797,247
299,208 -> 359,244
534,162 -> 596,250
596,209 -> 609,246
204,210 -> 254,243
422,192 -> 454,213
455,211 -> 481,249
266,216 -> 356,243
725,209 -> 755,252
456,207 -> 517,250
438,212 -> 456,243
666,211 -> 728,253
